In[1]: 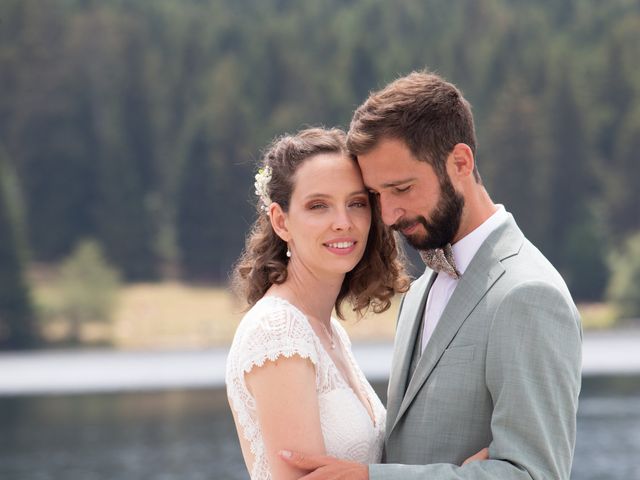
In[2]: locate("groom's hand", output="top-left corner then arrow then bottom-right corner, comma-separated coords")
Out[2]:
279,450 -> 368,480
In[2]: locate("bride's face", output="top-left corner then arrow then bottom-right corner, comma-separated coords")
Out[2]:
282,152 -> 371,278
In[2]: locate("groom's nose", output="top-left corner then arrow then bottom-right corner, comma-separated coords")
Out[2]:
379,194 -> 403,226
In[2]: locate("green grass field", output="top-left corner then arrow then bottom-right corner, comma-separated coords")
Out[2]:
36,283 -> 402,349
35,282 -> 617,349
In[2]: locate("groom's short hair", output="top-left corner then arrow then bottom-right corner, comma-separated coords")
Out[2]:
347,70 -> 480,182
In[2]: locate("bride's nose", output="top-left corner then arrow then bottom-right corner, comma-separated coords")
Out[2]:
331,207 -> 353,231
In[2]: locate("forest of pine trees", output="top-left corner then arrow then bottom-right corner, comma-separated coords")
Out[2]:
1,0 -> 639,347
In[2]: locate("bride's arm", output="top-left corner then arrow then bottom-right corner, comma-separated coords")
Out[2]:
245,354 -> 325,480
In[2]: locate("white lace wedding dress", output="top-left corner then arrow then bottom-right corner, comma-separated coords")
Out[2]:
225,296 -> 386,480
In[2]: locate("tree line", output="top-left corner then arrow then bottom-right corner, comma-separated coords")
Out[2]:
1,0 -> 639,348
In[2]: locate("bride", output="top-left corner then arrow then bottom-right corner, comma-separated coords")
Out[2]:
226,127 -> 408,479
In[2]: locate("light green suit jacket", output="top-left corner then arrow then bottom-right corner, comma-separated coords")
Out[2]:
370,215 -> 582,479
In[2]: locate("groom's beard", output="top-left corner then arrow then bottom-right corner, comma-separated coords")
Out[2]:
393,177 -> 464,250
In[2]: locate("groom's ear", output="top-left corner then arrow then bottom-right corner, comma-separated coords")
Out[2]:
448,143 -> 475,180
268,202 -> 291,243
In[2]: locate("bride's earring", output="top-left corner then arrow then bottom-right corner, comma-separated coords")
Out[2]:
286,245 -> 292,258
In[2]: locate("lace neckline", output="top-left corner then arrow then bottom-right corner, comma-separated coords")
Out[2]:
260,295 -> 378,427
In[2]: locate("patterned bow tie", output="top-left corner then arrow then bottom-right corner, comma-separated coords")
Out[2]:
420,243 -> 461,280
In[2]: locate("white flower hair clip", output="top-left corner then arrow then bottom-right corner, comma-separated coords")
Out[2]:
254,166 -> 273,213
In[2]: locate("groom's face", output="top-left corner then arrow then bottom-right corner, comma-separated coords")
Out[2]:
357,137 -> 464,250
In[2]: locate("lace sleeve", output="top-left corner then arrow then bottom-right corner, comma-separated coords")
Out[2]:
225,298 -> 321,469
234,301 -> 320,375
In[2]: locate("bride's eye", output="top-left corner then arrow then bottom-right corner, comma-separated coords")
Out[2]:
309,203 -> 327,210
349,199 -> 369,208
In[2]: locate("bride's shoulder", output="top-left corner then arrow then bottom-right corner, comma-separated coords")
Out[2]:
233,296 -> 313,345
228,296 -> 320,373
242,296 -> 307,327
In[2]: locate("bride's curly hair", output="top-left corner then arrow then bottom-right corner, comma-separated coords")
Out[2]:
232,127 -> 409,319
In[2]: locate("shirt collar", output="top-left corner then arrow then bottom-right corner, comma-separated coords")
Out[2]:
451,205 -> 508,275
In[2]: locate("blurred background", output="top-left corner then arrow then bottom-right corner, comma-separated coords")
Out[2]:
1,0 -> 639,479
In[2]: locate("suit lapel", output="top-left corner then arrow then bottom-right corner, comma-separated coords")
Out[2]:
389,216 -> 524,434
385,271 -> 435,429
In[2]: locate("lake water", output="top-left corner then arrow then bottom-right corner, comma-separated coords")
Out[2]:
1,375 -> 639,480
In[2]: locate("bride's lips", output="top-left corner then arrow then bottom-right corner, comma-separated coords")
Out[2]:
323,238 -> 358,255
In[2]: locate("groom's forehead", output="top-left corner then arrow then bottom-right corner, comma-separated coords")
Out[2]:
357,137 -> 421,166
358,158 -> 431,192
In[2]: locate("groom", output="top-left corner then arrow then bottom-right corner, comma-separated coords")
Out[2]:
281,71 -> 582,479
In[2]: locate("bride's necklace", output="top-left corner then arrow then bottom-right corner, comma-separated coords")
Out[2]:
285,287 -> 337,350
319,321 -> 336,350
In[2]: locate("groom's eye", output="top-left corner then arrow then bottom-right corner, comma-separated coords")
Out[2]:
395,185 -> 412,193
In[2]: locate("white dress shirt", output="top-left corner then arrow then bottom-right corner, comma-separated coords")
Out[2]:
421,205 -> 509,353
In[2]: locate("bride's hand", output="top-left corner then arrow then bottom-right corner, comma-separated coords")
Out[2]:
462,447 -> 489,465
